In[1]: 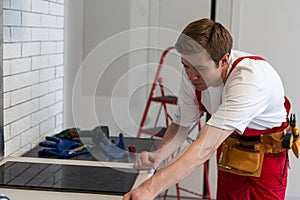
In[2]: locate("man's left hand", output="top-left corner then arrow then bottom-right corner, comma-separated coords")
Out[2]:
123,185 -> 153,200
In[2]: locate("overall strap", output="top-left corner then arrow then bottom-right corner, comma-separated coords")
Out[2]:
227,56 -> 265,81
231,56 -> 289,136
195,55 -> 290,136
195,90 -> 207,112
195,56 -> 265,114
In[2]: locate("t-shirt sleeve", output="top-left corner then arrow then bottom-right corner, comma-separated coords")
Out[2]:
173,71 -> 201,127
207,64 -> 268,133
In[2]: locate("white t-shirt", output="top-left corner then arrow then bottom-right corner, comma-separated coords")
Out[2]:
173,50 -> 287,134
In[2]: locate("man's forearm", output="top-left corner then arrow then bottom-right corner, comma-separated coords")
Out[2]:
156,122 -> 190,159
141,125 -> 233,197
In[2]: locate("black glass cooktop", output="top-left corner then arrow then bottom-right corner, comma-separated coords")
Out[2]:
0,161 -> 139,195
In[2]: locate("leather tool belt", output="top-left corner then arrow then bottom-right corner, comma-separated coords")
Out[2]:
217,131 -> 284,177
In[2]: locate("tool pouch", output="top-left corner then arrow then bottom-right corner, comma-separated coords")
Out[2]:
218,136 -> 264,177
227,146 -> 261,173
218,136 -> 238,167
260,132 -> 284,153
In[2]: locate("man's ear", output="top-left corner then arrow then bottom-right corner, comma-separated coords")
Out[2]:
219,53 -> 230,67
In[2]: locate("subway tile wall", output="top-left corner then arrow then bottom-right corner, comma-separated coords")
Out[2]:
2,0 -> 64,157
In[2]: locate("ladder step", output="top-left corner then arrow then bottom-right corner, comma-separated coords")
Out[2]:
151,95 -> 177,105
140,127 -> 167,138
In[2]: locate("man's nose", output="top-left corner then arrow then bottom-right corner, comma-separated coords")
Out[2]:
187,68 -> 199,80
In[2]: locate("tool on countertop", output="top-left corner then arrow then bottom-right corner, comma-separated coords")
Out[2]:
128,146 -> 136,153
54,126 -> 109,141
38,137 -> 91,158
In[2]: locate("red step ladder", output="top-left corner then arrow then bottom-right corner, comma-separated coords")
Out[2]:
136,47 -> 212,200
136,46 -> 177,138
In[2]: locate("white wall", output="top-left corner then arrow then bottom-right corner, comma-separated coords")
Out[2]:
231,0 -> 300,199
3,0 -> 64,157
64,0 -> 83,128
64,0 -> 150,136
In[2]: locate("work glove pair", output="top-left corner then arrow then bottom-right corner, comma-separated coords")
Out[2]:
38,137 -> 90,158
38,127 -> 127,159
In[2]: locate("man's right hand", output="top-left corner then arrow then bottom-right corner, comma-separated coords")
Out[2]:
134,151 -> 163,170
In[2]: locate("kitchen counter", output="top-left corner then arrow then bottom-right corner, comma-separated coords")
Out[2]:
0,137 -> 158,200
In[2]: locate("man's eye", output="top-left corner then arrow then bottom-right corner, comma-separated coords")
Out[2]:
196,67 -> 203,70
195,66 -> 206,71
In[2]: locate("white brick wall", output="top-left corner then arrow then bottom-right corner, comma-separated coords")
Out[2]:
3,0 -> 64,157
32,55 -> 49,69
8,58 -> 32,74
32,0 -> 49,14
22,12 -> 41,27
3,43 -> 22,59
11,116 -> 31,137
4,71 -> 40,91
31,82 -> 49,98
39,93 -> 55,109
10,86 -> 32,106
11,0 -> 31,11
22,42 -> 40,57
3,0 -> 10,9
3,27 -> 11,42
11,27 -> 31,41
3,10 -> 21,26
41,42 -> 56,54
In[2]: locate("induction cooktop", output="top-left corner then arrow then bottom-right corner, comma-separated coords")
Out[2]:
0,161 -> 139,195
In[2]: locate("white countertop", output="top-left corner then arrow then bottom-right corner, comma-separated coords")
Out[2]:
0,157 -> 153,200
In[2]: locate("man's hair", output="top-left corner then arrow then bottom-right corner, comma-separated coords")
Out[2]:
175,18 -> 233,65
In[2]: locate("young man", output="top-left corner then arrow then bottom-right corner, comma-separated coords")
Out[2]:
123,18 -> 289,200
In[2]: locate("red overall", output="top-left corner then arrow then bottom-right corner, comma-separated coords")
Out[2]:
196,56 -> 290,200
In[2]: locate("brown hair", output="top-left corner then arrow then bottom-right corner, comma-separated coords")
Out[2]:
175,18 -> 233,65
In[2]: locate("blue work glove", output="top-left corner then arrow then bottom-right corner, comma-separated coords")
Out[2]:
99,133 -> 127,159
111,133 -> 126,150
38,137 -> 89,158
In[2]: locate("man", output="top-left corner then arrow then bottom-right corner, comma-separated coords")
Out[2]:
123,18 -> 289,200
